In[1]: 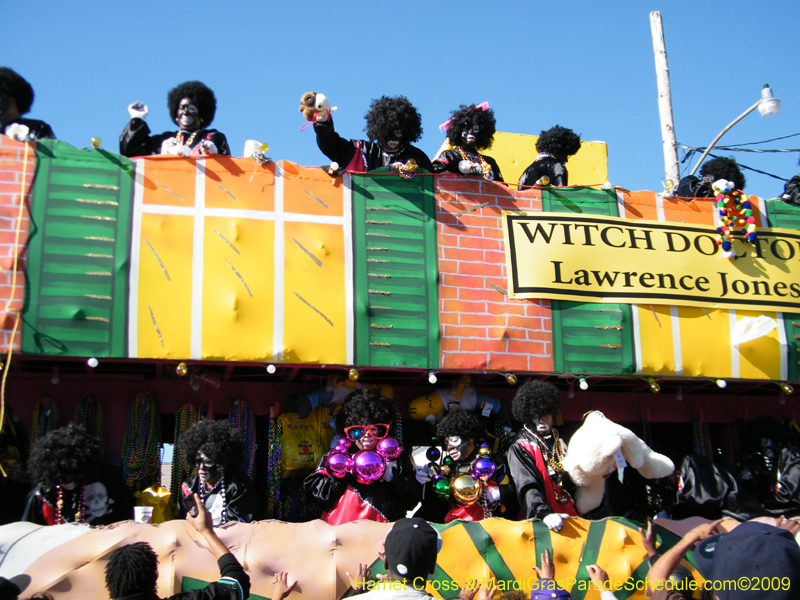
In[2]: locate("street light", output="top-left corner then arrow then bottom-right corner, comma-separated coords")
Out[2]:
688,84 -> 781,178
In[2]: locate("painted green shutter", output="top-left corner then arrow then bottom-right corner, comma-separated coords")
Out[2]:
764,198 -> 800,231
23,141 -> 133,357
785,317 -> 800,382
543,187 -> 635,374
350,171 -> 439,368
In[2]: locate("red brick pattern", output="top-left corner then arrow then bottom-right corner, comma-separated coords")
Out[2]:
0,137 -> 34,351
435,175 -> 553,372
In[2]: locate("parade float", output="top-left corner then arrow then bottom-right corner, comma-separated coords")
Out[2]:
0,131 -> 798,600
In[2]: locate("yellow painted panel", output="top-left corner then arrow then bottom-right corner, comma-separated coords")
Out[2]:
591,520 -> 648,600
434,131 -> 608,189
282,161 -> 344,217
434,525 -> 491,597
283,221 -> 347,364
735,310 -> 781,379
548,518 -> 587,591
137,213 -> 194,358
201,217 -> 275,360
479,519 -> 536,588
204,157 -> 275,211
679,307 -> 732,377
636,305 -> 676,375
140,157 -> 197,207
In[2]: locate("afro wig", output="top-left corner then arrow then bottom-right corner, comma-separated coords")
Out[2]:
0,67 -> 34,115
105,542 -> 159,599
177,419 -> 243,475
512,380 -> 562,426
364,95 -> 423,144
536,125 -> 581,161
700,157 -> 746,191
337,388 -> 401,438
445,104 -> 497,151
167,81 -> 217,126
27,424 -> 102,488
437,410 -> 484,442
740,416 -> 789,452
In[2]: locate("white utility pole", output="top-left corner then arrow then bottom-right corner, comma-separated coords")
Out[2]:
650,11 -> 680,195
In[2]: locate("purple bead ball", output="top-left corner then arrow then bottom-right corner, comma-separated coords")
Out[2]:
352,450 -> 386,484
376,437 -> 402,461
472,457 -> 496,479
326,452 -> 350,478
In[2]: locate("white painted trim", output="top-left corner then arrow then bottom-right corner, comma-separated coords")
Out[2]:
729,310 -> 739,378
190,159 -> 206,360
777,312 -> 788,381
343,173 -> 354,365
631,304 -> 643,373
272,162 -> 285,362
616,190 -> 626,218
655,194 -> 666,222
127,159 -> 145,357
670,305 -> 682,375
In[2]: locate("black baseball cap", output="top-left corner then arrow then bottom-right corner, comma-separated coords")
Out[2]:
695,521 -> 800,600
384,518 -> 442,582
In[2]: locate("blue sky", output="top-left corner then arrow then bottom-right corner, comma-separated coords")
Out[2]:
4,1 -> 799,198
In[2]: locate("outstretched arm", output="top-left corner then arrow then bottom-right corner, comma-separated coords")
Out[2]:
647,519 -> 722,594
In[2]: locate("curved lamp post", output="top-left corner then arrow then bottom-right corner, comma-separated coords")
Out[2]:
688,84 -> 781,177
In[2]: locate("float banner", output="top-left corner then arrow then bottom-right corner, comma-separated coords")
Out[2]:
503,212 -> 800,312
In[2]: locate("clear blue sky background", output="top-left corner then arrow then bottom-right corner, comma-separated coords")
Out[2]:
4,1 -> 799,198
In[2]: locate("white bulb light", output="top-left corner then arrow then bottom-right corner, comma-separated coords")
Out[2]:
428,371 -> 437,384
87,357 -> 98,368
579,377 -> 588,391
266,364 -> 276,374
716,379 -> 727,388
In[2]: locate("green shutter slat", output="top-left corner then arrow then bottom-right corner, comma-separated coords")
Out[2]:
351,171 -> 439,369
543,188 -> 635,374
765,198 -> 800,231
23,140 -> 133,357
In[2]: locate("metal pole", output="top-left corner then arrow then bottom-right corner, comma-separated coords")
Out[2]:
687,99 -> 761,177
650,11 -> 680,192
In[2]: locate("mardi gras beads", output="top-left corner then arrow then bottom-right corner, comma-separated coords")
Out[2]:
714,180 -> 756,260
121,392 -> 161,492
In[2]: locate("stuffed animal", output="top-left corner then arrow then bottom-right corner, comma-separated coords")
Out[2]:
562,411 -> 674,514
407,375 -> 504,423
299,92 -> 336,122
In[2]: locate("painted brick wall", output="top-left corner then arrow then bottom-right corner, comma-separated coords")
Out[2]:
435,174 -> 553,372
0,136 -> 34,351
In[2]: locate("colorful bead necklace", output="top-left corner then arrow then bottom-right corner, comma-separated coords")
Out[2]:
55,484 -> 86,524
31,398 -> 60,446
170,403 -> 198,506
525,426 -> 565,473
266,405 -> 282,519
121,392 -> 162,492
73,395 -> 105,453
229,399 -> 257,481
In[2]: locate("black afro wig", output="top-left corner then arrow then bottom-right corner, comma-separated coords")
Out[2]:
337,388 -> 400,438
512,380 -> 562,426
740,416 -> 789,451
167,81 -> 217,126
177,419 -> 243,475
446,104 -> 497,151
0,67 -> 34,115
105,542 -> 159,599
700,157 -> 746,191
364,95 -> 423,144
437,410 -> 484,442
27,424 -> 102,488
536,125 -> 581,161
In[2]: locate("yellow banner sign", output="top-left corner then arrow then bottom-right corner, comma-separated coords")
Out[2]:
503,212 -> 800,312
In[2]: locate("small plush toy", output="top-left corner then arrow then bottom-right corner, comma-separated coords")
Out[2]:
407,375 -> 504,423
562,411 -> 674,514
299,92 -> 336,122
714,179 -> 756,260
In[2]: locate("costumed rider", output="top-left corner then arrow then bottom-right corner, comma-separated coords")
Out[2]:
432,104 -> 503,182
0,67 -> 56,141
304,388 -> 421,524
22,424 -> 134,525
312,94 -> 433,174
120,81 -> 230,158
676,156 -> 745,198
517,125 -> 581,189
507,381 -> 577,531
781,157 -> 800,205
416,410 -> 516,523
178,420 -> 260,526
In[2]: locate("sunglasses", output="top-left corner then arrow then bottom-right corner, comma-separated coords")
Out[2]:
344,424 -> 390,441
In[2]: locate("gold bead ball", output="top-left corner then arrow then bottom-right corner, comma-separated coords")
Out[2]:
540,175 -> 550,186
450,474 -> 481,506
506,373 -> 518,385
478,445 -> 492,457
91,137 -> 102,149
259,142 -> 269,153
348,368 -> 359,381
176,362 -> 188,377
440,465 -> 451,476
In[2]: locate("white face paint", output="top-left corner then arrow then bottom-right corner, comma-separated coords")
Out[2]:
177,98 -> 200,131
195,451 -> 221,488
531,414 -> 554,436
446,436 -> 474,462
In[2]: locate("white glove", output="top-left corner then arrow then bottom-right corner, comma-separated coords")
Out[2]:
458,160 -> 475,174
128,102 -> 149,120
543,513 -> 565,532
415,465 -> 433,484
4,123 -> 31,142
484,485 -> 501,504
197,139 -> 218,155
383,461 -> 395,482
